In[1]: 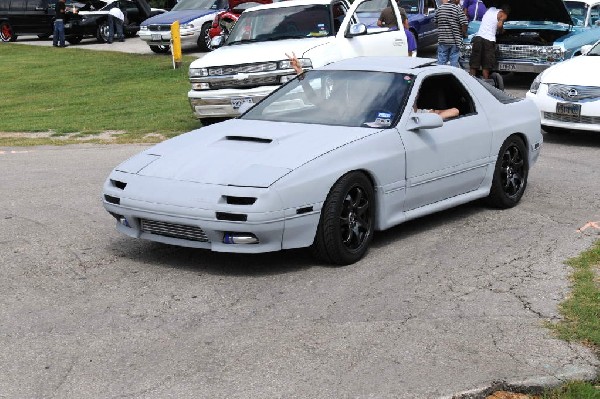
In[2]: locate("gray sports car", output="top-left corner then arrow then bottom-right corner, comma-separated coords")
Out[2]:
102,57 -> 543,265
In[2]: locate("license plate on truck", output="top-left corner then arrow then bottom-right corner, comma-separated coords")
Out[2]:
498,63 -> 517,71
151,34 -> 162,41
231,97 -> 253,110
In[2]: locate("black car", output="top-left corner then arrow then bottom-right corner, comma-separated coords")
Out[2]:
0,0 -> 163,43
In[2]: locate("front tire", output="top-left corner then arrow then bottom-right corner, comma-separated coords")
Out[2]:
96,20 -> 110,43
311,172 -> 375,265
196,22 -> 213,52
0,21 -> 17,42
150,44 -> 170,54
486,135 -> 528,208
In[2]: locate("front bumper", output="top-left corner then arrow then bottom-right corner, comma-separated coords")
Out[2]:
139,29 -> 200,47
188,86 -> 279,119
526,87 -> 600,132
102,172 -> 321,253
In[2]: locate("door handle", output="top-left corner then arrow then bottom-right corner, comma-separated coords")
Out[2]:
35,6 -> 46,10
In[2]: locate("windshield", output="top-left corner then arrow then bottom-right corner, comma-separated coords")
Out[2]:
565,1 -> 588,26
226,5 -> 333,44
172,0 -> 219,10
242,70 -> 414,128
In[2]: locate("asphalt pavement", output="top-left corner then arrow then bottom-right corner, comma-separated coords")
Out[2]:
2,37 -> 599,398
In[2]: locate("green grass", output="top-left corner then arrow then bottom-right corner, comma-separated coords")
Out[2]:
540,239 -> 600,399
552,240 -> 600,347
0,43 -> 200,145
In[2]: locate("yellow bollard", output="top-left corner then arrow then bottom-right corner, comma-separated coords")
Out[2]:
171,20 -> 182,69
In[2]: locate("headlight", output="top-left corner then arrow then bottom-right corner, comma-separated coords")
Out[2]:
529,73 -> 542,94
280,74 -> 297,84
189,68 -> 209,78
192,82 -> 210,90
278,58 -> 312,70
140,25 -> 148,31
181,23 -> 194,29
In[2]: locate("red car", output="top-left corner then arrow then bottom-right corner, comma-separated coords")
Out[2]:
208,0 -> 272,39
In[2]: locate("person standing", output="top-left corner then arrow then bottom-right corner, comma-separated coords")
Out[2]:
434,0 -> 468,67
107,3 -> 125,43
462,0 -> 486,22
53,0 -> 67,47
469,4 -> 509,79
400,8 -> 417,56
377,0 -> 399,30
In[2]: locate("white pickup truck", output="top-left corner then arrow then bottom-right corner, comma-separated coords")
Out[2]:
187,0 -> 409,123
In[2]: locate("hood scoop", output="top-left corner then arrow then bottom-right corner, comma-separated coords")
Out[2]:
226,135 -> 272,144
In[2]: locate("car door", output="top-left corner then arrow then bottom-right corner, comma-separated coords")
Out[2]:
399,73 -> 493,211
8,0 -> 27,31
26,0 -> 51,34
336,0 -> 408,57
417,0 -> 438,46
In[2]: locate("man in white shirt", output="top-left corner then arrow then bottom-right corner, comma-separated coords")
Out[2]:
107,3 -> 125,43
469,4 -> 509,79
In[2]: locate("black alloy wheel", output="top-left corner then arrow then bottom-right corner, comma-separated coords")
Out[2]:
486,135 -> 529,208
311,172 -> 375,265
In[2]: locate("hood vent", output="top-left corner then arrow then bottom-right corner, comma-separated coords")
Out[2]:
225,196 -> 257,205
226,136 -> 272,144
216,212 -> 248,222
110,179 -> 127,190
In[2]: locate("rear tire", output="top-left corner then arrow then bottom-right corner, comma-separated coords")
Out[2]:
0,21 -> 17,42
486,135 -> 528,209
490,72 -> 504,90
311,172 -> 375,265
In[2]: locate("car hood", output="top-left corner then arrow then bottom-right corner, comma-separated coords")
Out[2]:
482,0 -> 572,25
141,9 -> 217,25
118,119 -> 378,187
228,0 -> 271,10
541,55 -> 600,86
190,37 -> 333,67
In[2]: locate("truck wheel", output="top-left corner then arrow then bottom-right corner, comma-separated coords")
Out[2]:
150,44 -> 170,54
0,21 -> 17,42
197,22 -> 213,52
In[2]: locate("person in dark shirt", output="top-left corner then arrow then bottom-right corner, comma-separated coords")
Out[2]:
377,1 -> 398,29
53,0 -> 67,47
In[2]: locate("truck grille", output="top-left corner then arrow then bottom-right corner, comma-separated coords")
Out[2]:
543,112 -> 600,125
461,44 -> 557,63
209,75 -> 280,90
547,84 -> 600,101
141,219 -> 209,242
208,62 -> 278,76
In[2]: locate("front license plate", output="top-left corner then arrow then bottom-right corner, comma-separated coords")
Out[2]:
498,63 -> 517,71
231,97 -> 253,110
556,102 -> 581,117
151,34 -> 162,41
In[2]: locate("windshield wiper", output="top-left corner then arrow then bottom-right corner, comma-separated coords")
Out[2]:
227,38 -> 261,46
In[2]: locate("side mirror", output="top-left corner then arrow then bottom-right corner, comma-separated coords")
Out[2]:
426,7 -> 435,15
407,112 -> 443,131
210,35 -> 224,48
580,44 -> 593,55
346,23 -> 367,38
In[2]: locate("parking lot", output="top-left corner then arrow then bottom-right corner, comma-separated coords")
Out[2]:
1,38 -> 599,398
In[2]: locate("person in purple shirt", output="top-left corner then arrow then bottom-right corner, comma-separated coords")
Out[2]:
400,8 -> 417,56
463,0 -> 486,22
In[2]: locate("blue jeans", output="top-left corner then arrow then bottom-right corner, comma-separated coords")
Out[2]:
53,20 -> 65,46
107,14 -> 124,43
437,43 -> 461,68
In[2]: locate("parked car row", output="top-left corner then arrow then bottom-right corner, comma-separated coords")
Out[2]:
0,0 -> 164,43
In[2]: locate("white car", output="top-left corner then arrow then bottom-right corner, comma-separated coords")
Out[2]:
104,57 -> 542,265
138,0 -> 227,53
526,40 -> 600,133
